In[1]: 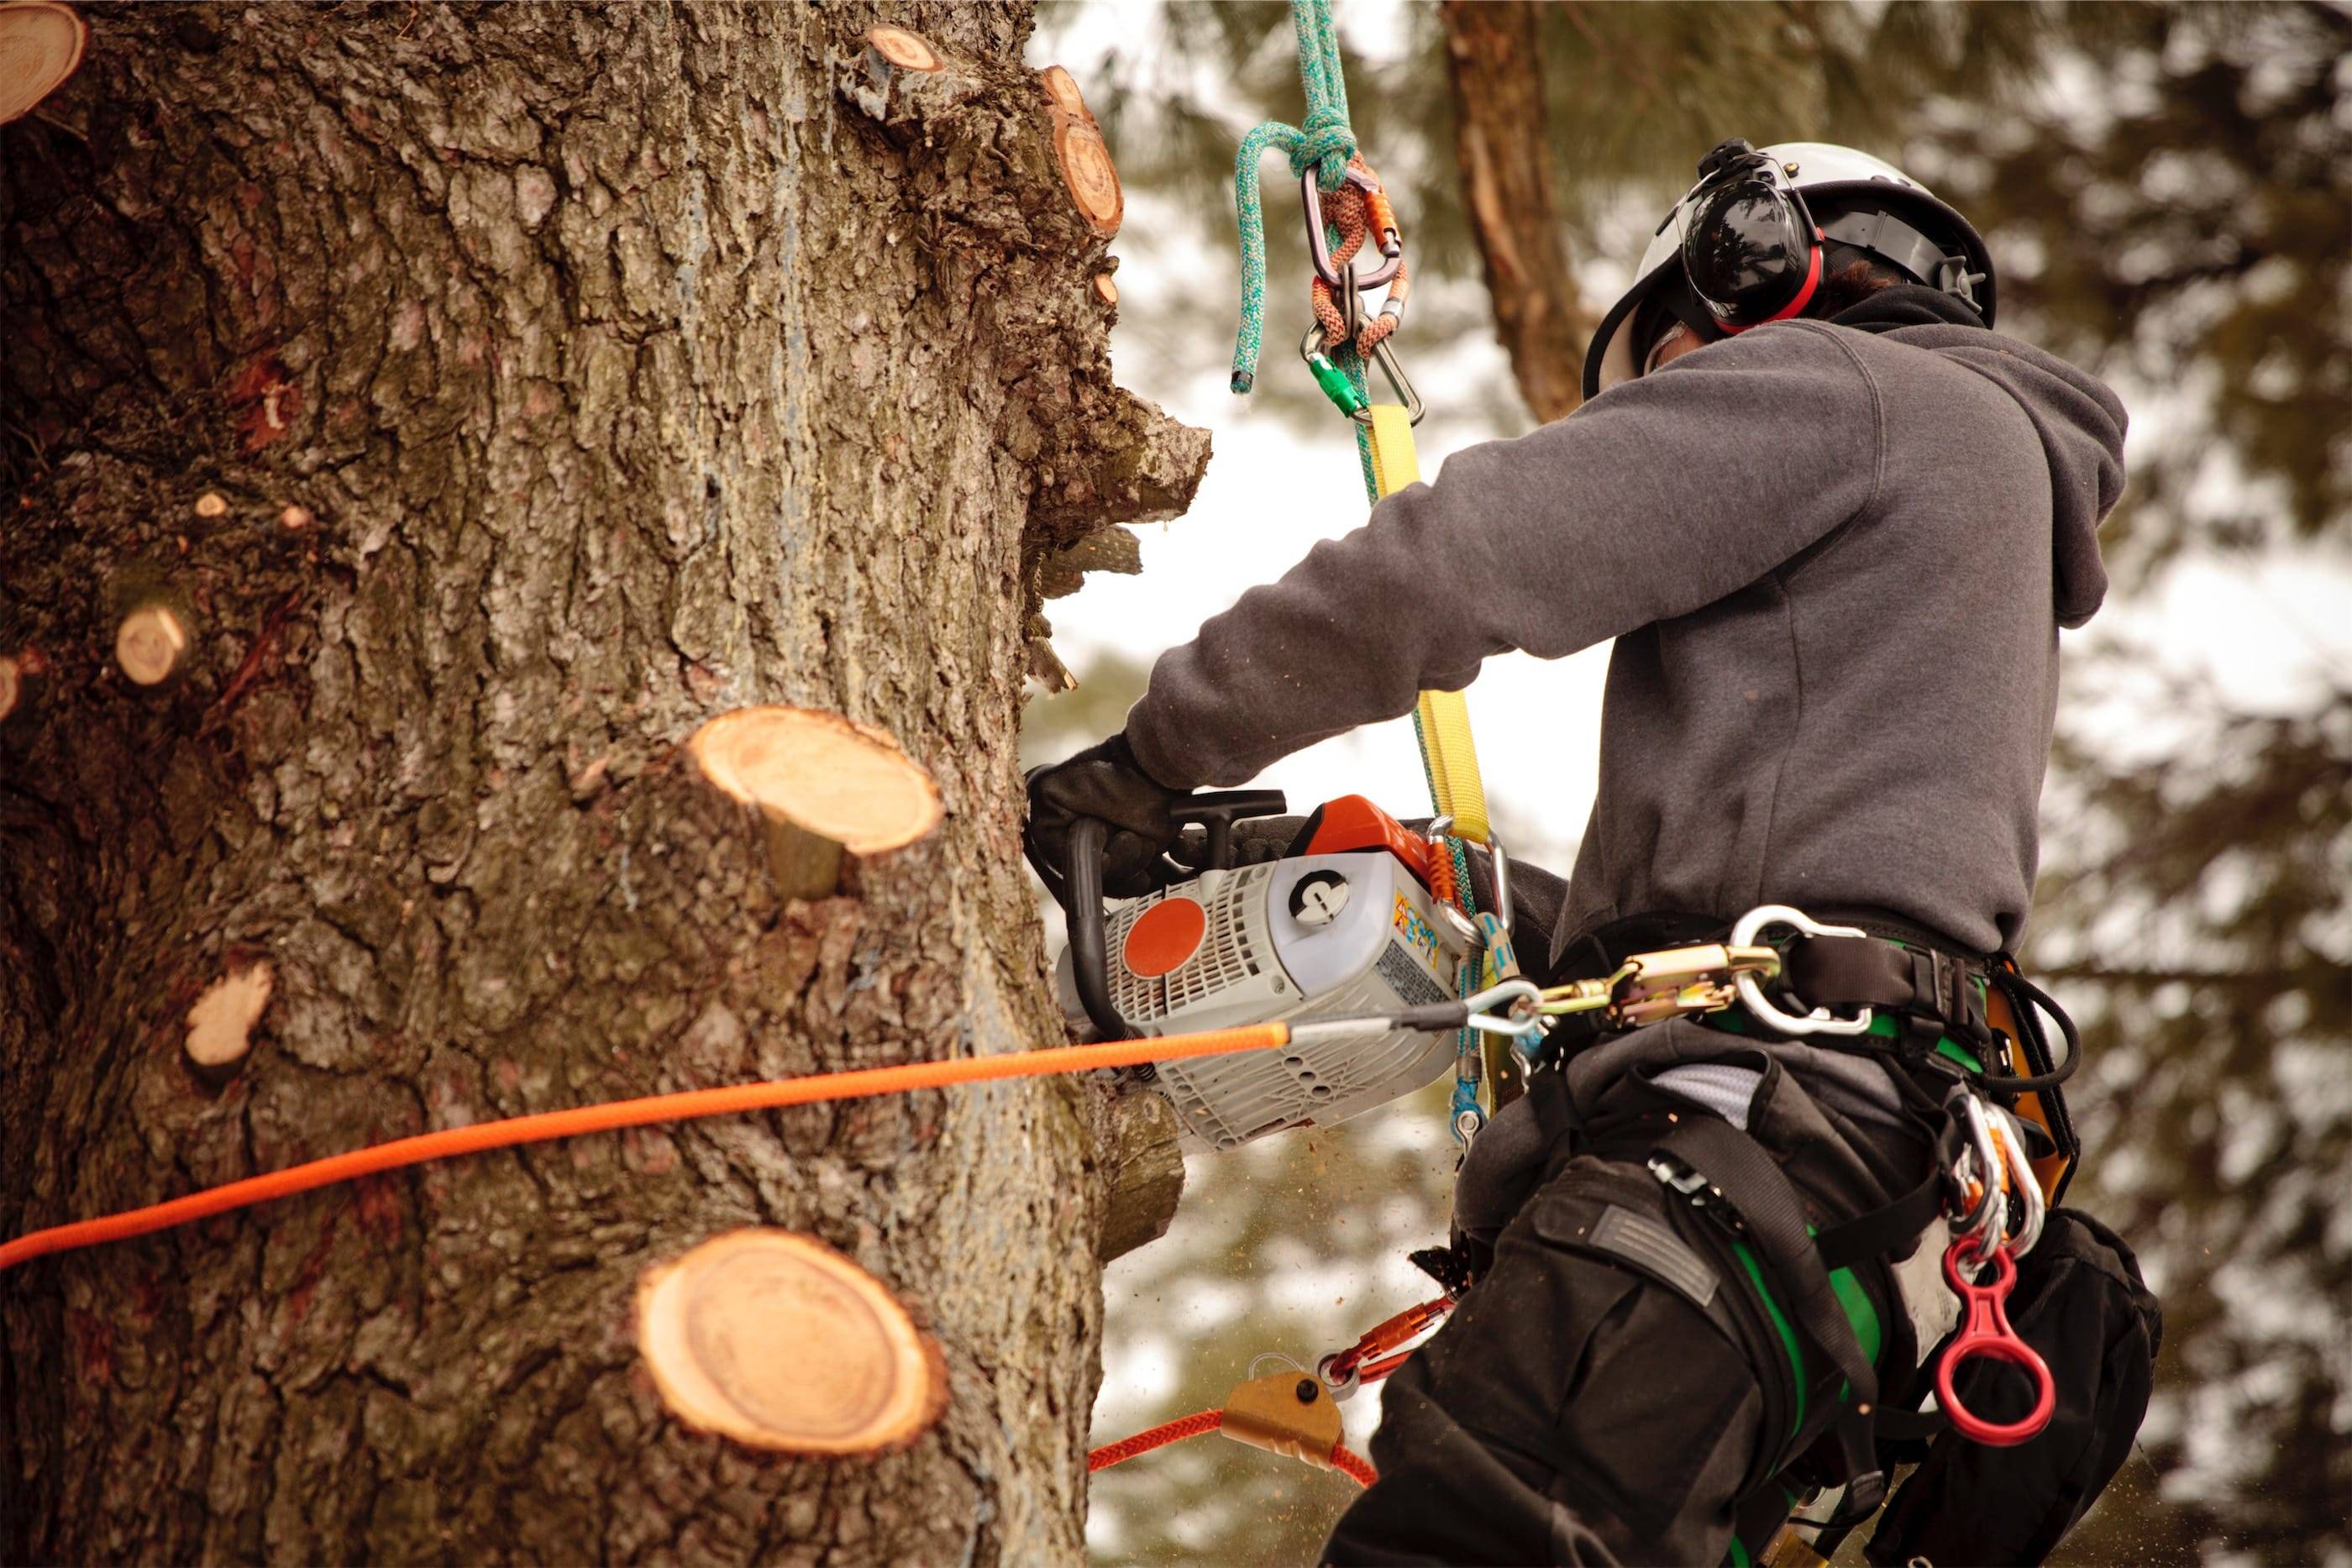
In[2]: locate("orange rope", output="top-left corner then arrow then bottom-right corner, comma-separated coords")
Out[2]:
1089,1408 -> 1225,1471
1087,1408 -> 1377,1487
1310,156 -> 1409,358
0,1022 -> 1291,1275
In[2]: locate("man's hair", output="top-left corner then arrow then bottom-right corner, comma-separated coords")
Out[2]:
1802,258 -> 1902,321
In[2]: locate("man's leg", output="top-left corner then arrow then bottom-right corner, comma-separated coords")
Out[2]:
1323,1155 -> 1775,1566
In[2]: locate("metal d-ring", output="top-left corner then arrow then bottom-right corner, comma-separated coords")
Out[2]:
1727,904 -> 1876,1036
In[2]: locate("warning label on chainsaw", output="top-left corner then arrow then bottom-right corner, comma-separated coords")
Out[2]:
1377,940 -> 1451,1009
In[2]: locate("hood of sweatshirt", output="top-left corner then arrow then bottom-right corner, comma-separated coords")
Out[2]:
1833,286 -> 2127,627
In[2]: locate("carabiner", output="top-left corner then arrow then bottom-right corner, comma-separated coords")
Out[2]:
1945,1088 -> 2007,1244
1727,905 -> 1877,1037
1301,165 -> 1403,291
1987,1101 -> 2046,1257
1936,1234 -> 2056,1446
1299,324 -> 1425,427
1347,338 -> 1424,427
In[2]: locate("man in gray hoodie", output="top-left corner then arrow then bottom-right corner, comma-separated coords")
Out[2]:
1029,142 -> 2149,1564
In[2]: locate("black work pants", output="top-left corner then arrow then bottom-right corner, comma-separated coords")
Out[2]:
1322,1152 -> 1816,1566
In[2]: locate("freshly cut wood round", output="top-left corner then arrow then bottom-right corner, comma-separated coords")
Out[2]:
115,605 -> 189,686
636,1230 -> 947,1455
185,960 -> 272,1085
0,1 -> 85,126
688,705 -> 942,856
864,25 -> 940,73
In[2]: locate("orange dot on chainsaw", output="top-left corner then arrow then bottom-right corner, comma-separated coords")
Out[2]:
1123,897 -> 1206,978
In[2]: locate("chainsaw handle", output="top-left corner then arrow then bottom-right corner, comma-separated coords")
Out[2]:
1058,790 -> 1290,1042
1063,818 -> 1132,1041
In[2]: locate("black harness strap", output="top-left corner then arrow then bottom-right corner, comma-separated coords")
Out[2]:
1652,1116 -> 1889,1521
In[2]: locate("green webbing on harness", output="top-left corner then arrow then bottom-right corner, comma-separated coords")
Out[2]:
1732,1234 -> 1884,1439
1699,1004 -> 1987,1076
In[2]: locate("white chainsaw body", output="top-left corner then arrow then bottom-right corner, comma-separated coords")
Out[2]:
1055,852 -> 1470,1152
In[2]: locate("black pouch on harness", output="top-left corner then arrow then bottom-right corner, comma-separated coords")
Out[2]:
1864,1208 -> 2160,1566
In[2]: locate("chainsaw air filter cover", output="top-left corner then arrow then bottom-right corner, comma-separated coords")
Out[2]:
1056,852 -> 1471,1152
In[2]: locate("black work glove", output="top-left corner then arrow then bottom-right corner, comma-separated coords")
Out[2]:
1024,732 -> 1187,899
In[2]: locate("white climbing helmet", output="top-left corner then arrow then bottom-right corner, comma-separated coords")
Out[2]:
1583,139 -> 1995,399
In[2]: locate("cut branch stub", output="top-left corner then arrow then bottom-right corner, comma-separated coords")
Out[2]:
864,25 -> 940,74
636,1230 -> 948,1455
0,655 -> 19,721
185,959 -> 272,1087
688,705 -> 943,901
114,604 -> 189,686
1037,66 -> 1121,237
0,1 -> 87,125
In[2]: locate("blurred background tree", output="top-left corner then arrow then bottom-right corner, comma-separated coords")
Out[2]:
1027,3 -> 2349,1562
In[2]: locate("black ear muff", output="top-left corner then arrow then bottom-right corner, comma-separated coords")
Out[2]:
1680,165 -> 1824,331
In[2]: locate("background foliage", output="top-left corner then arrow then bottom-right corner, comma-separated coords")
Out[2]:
1026,4 -> 2350,1562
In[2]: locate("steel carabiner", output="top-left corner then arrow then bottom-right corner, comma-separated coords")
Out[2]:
1300,164 -> 1404,291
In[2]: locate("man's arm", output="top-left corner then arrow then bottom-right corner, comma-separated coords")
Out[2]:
1124,321 -> 1886,789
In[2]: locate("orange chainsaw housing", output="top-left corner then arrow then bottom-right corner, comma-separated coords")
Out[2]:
1293,794 -> 1436,889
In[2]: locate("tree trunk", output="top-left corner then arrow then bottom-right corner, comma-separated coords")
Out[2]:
1441,0 -> 1590,423
0,3 -> 1204,1561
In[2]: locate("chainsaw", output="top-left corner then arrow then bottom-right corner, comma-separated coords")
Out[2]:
1040,790 -> 1480,1154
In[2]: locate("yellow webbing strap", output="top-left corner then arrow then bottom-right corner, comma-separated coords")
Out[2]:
1365,403 -> 1491,845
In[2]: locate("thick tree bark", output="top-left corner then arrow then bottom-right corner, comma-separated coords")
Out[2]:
0,3 -> 1203,1561
1441,0 -> 1591,423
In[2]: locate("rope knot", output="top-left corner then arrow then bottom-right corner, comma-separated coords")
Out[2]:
1296,114 -> 1357,186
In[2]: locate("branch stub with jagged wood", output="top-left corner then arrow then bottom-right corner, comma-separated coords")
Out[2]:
185,959 -> 271,1088
636,1230 -> 948,1455
114,604 -> 189,687
865,26 -> 940,74
0,1 -> 86,125
688,705 -> 942,901
1037,66 -> 1121,237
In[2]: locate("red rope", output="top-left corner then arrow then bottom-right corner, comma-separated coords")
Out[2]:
1331,1444 -> 1378,1487
1089,1408 -> 1224,1471
1087,1408 -> 1378,1487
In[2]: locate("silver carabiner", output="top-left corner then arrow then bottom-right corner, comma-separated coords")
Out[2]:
1987,1101 -> 2045,1257
1948,1091 -> 2007,1245
1488,834 -> 1515,936
1346,338 -> 1424,427
1727,905 -> 1876,1036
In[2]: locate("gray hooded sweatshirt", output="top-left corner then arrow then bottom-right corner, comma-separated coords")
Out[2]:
1125,311 -> 2128,960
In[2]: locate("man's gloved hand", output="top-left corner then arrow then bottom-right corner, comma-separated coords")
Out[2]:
1023,733 -> 1187,899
